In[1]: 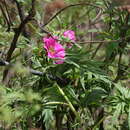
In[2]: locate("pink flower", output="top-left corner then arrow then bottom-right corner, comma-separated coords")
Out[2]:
43,36 -> 65,64
63,30 -> 76,48
63,30 -> 76,42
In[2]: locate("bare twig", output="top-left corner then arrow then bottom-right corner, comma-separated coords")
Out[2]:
76,39 -> 120,44
113,13 -> 130,82
14,0 -> 25,21
6,0 -> 35,62
91,9 -> 103,25
42,3 -> 102,27
104,13 -> 130,65
0,59 -> 70,86
14,0 -> 30,37
29,69 -> 44,76
3,0 -> 12,26
0,59 -> 9,66
0,3 -> 11,31
3,0 -> 36,81
114,53 -> 123,82
91,42 -> 104,59
0,59 -> 44,76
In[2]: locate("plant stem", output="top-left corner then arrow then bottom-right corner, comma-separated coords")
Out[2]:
57,85 -> 81,122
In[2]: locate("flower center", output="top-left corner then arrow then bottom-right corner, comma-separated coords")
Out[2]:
49,47 -> 55,54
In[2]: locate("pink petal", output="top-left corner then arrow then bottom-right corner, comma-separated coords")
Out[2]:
63,30 -> 76,42
54,59 -> 65,64
47,52 -> 56,58
55,49 -> 65,58
43,36 -> 59,52
43,36 -> 65,64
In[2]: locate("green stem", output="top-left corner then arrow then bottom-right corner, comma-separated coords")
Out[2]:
57,85 -> 81,122
44,102 -> 69,106
92,116 -> 106,129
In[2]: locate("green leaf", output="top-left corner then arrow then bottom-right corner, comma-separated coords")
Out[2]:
128,106 -> 130,130
42,109 -> 54,130
106,42 -> 119,58
81,88 -> 107,107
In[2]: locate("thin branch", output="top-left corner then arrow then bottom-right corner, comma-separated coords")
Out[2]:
91,42 -> 104,59
0,59 -> 44,76
0,3 -> 11,31
73,39 -> 120,45
29,69 -> 44,76
6,0 -> 36,62
42,3 -> 102,27
91,9 -> 103,26
3,0 -> 12,26
3,0 -> 36,81
0,59 -> 9,66
14,0 -> 30,37
104,13 -> 130,65
14,0 -> 25,21
0,59 -> 70,86
114,53 -> 123,82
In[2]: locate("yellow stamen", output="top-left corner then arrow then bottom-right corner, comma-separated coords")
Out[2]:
49,47 -> 55,54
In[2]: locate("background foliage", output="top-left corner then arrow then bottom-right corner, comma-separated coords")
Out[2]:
0,0 -> 130,129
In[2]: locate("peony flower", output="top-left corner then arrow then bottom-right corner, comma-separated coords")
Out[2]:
63,30 -> 76,48
43,36 -> 65,64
